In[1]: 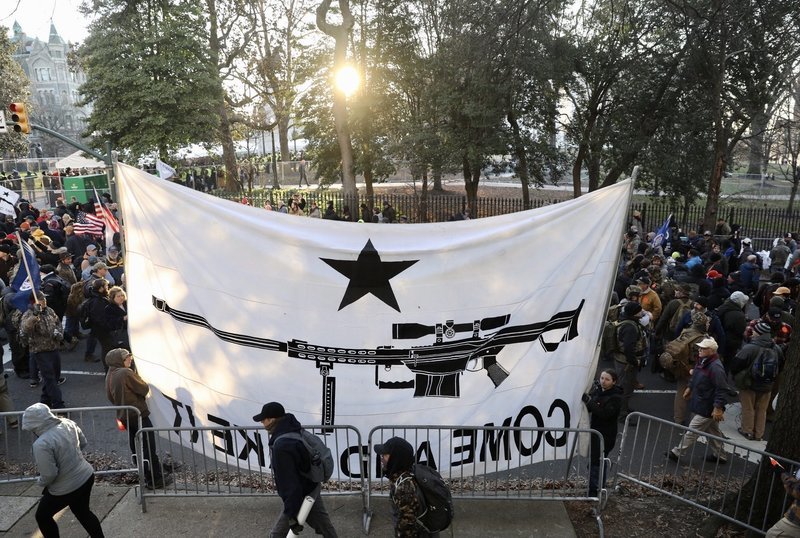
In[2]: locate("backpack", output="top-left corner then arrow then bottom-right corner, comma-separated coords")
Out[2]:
600,320 -> 620,359
658,329 -> 705,374
668,298 -> 693,336
750,346 -> 780,387
78,298 -> 93,330
408,464 -> 454,533
278,430 -> 334,483
613,319 -> 647,361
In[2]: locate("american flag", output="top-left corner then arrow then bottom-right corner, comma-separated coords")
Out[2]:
73,210 -> 104,236
93,187 -> 120,250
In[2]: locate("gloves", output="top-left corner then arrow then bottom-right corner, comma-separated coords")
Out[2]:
711,407 -> 724,422
581,393 -> 591,404
288,518 -> 303,535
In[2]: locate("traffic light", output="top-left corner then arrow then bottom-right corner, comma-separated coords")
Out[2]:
8,103 -> 31,134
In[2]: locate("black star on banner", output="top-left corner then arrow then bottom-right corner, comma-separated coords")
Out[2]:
321,239 -> 419,312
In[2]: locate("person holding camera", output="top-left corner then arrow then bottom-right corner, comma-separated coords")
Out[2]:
20,292 -> 65,409
582,369 -> 623,497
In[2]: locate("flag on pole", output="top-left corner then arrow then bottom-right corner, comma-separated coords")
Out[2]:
0,184 -> 20,217
651,214 -> 672,249
94,187 -> 120,250
11,236 -> 41,311
156,159 -> 176,180
73,210 -> 104,236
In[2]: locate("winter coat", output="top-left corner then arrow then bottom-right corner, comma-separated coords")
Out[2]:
105,348 -> 150,425
716,299 -> 747,358
21,403 -> 94,495
688,354 -> 729,418
584,385 -> 623,453
20,306 -> 63,353
268,413 -> 316,518
639,288 -> 662,322
730,333 -> 783,393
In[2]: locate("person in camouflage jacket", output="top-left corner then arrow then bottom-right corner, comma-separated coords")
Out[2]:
766,469 -> 800,537
20,292 -> 65,408
375,437 -> 437,538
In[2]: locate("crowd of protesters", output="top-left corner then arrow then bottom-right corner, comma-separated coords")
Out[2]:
0,193 -> 125,413
607,212 -> 797,451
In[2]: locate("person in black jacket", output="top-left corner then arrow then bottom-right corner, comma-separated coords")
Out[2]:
254,402 -> 337,538
715,291 -> 749,369
85,279 -> 113,371
583,369 -> 623,497
613,301 -> 646,421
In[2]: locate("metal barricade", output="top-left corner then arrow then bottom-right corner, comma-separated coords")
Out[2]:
0,406 -> 141,484
135,424 -> 366,514
367,425 -> 607,536
614,412 -> 800,535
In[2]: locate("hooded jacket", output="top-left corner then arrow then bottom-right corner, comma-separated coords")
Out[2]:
715,298 -> 747,357
731,332 -> 783,392
379,437 -> 427,537
105,348 -> 150,424
268,413 -> 315,517
21,403 -> 94,495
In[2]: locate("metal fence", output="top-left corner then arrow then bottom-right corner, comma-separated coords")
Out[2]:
633,202 -> 800,252
135,424 -> 366,514
366,425 -> 607,536
614,412 -> 800,536
0,406 -> 140,484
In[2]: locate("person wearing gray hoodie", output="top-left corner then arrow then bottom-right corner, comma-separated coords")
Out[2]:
21,402 -> 104,537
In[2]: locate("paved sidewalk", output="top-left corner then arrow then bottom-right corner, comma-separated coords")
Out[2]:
1,481 -> 579,537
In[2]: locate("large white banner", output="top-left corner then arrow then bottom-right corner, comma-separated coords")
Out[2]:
116,163 -> 631,476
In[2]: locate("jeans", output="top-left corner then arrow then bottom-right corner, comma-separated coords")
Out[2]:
127,415 -> 162,483
64,316 -> 79,341
36,474 -> 104,538
32,351 -> 64,409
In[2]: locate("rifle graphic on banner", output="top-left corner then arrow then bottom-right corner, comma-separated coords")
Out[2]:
152,297 -> 584,426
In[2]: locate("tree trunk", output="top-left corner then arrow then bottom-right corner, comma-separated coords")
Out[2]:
219,103 -> 239,191
746,109 -> 768,178
463,155 -> 480,216
432,162 -> 443,192
507,110 -> 531,210
572,140 -> 587,198
588,146 -> 601,192
364,167 -> 374,201
317,0 -> 357,199
419,169 -> 429,223
788,167 -> 799,213
205,0 -> 238,192
278,113 -> 291,162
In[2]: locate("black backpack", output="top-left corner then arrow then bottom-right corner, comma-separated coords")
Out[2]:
751,346 -> 780,387
78,298 -> 94,330
410,464 -> 454,533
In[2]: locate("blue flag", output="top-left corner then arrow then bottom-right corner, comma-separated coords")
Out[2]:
11,238 -> 41,312
651,214 -> 672,249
